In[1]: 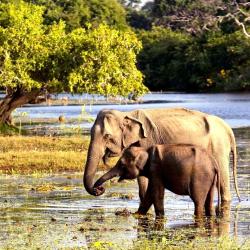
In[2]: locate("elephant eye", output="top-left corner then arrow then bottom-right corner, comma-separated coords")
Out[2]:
104,134 -> 111,140
110,137 -> 117,145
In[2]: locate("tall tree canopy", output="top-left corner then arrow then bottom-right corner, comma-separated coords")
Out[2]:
23,0 -> 128,31
125,0 -> 250,35
137,26 -> 250,92
0,1 -> 146,124
127,0 -> 250,92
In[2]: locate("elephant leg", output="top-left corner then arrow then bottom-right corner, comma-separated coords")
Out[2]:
137,181 -> 153,215
152,183 -> 165,218
137,176 -> 149,201
216,155 -> 231,203
221,200 -> 231,219
190,183 -> 206,219
194,202 -> 205,219
205,183 -> 215,217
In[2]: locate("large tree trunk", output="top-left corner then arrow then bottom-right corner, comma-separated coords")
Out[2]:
0,89 -> 41,125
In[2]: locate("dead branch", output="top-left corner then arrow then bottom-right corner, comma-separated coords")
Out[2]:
221,13 -> 250,38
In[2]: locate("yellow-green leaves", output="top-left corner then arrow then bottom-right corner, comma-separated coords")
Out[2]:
68,24 -> 147,97
0,1 -> 146,98
0,1 -> 48,90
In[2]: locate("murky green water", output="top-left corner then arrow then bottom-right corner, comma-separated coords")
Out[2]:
0,127 -> 250,249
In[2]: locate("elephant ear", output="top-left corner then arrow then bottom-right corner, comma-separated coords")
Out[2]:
103,115 -> 113,135
135,150 -> 149,170
122,117 -> 143,148
122,109 -> 158,148
103,113 -> 120,136
150,145 -> 162,164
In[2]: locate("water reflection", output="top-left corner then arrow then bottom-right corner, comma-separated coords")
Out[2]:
135,203 -> 238,241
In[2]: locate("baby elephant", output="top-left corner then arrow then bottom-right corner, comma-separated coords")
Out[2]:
94,144 -> 220,219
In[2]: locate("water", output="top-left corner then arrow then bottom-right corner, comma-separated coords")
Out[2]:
1,93 -> 250,248
0,126 -> 249,248
16,92 -> 250,130
0,134 -> 249,249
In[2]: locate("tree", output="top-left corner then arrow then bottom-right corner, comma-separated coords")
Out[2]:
24,0 -> 128,31
126,9 -> 152,30
218,1 -> 250,37
137,27 -> 191,91
0,1 -> 146,125
137,26 -> 250,92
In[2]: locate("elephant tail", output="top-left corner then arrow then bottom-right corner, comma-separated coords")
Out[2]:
232,141 -> 241,202
230,132 -> 241,202
215,162 -> 221,213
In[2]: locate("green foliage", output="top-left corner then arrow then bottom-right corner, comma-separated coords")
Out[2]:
0,123 -> 19,135
0,1 -> 66,91
126,10 -> 152,30
68,24 -> 147,97
137,27 -> 250,92
1,0 -> 248,99
137,27 -> 192,91
183,31 -> 250,91
24,0 -> 128,31
0,1 -> 146,98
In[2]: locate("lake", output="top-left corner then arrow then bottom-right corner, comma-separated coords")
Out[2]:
16,92 -> 250,132
1,92 -> 250,249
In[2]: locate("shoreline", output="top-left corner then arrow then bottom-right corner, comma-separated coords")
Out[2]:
3,121 -> 250,137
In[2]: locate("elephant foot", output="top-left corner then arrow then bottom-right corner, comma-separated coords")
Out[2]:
194,217 -> 205,228
133,211 -> 146,218
154,218 -> 165,231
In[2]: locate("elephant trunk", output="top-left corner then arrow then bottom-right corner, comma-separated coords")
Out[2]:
83,139 -> 103,196
93,166 -> 121,196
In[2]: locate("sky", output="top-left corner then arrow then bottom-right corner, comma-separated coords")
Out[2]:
141,0 -> 152,4
140,0 -> 152,7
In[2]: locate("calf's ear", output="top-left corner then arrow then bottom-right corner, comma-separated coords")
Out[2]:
135,150 -> 149,170
150,146 -> 162,164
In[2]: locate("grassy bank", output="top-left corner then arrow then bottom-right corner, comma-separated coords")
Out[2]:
0,135 -> 93,174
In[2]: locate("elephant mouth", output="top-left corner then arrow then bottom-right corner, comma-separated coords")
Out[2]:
103,149 -> 121,165
107,147 -> 121,157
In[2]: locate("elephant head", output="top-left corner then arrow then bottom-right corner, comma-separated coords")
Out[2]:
83,109 -> 156,196
93,146 -> 149,196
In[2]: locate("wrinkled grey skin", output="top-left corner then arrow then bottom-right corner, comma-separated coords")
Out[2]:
83,108 -> 240,202
94,145 -> 221,218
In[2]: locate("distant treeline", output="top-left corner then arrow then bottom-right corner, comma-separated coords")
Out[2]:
137,27 -> 250,92
129,0 -> 250,92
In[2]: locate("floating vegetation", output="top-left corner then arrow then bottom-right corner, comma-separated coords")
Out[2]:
115,208 -> 131,217
106,192 -> 134,200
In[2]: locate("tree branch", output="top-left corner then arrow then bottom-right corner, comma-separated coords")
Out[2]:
221,13 -> 250,38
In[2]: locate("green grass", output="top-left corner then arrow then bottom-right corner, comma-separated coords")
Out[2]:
129,236 -> 250,250
0,123 -> 20,135
0,135 -> 89,174
0,135 -> 116,174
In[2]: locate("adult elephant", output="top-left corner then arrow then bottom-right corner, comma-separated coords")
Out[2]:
83,108 -> 240,203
